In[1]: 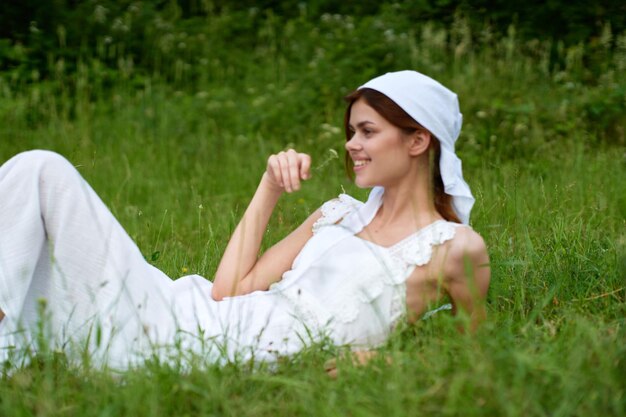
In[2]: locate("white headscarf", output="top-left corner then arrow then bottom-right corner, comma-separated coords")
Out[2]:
358,70 -> 475,224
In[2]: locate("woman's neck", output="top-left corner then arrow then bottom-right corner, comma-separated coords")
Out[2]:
375,165 -> 442,231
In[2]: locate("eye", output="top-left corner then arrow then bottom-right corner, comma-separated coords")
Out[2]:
363,128 -> 373,137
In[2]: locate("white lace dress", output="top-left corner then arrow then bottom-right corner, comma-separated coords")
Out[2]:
0,151 -> 461,368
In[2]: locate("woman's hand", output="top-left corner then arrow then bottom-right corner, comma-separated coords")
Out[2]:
324,350 -> 391,379
264,149 -> 312,193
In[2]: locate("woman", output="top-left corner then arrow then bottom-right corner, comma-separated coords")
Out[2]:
0,71 -> 490,369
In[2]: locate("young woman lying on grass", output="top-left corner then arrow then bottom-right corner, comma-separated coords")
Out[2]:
0,71 -> 490,370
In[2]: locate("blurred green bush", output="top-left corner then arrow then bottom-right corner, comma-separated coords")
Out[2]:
0,1 -> 624,158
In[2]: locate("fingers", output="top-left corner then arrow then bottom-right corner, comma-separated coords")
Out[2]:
266,154 -> 282,190
299,153 -> 311,180
266,149 -> 312,193
324,358 -> 338,379
282,150 -> 299,192
323,351 -> 389,378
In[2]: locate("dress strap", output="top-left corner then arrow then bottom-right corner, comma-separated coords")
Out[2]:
312,187 -> 386,234
311,194 -> 362,234
340,186 -> 384,233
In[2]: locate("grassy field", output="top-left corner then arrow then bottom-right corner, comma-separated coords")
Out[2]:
0,9 -> 625,417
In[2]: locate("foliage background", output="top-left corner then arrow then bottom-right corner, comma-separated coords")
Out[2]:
0,1 -> 624,416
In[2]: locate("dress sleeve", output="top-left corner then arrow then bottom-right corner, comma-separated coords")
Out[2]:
311,194 -> 362,234
390,221 -> 459,266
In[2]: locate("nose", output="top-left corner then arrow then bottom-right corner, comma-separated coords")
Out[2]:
345,134 -> 362,152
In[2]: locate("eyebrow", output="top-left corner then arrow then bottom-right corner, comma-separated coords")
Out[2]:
349,120 -> 375,129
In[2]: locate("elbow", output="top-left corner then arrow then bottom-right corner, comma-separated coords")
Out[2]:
211,271 -> 232,301
212,270 -> 251,301
211,279 -> 243,301
211,285 -> 225,302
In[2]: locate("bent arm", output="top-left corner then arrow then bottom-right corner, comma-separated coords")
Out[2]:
444,230 -> 491,331
235,208 -> 321,296
212,150 -> 317,300
405,228 -> 490,330
212,173 -> 281,300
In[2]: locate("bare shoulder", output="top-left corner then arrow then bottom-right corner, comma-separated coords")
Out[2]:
434,225 -> 491,329
443,225 -> 490,283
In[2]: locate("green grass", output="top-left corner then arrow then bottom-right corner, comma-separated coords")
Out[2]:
0,10 -> 625,417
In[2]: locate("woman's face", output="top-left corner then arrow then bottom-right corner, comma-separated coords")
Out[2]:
345,99 -> 414,188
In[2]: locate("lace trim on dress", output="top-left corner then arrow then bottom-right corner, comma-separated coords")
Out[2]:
387,220 -> 458,266
386,221 -> 459,326
312,194 -> 362,234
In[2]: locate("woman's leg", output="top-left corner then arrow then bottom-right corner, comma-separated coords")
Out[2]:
0,150 -> 175,365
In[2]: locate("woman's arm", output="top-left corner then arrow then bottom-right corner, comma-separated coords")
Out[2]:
443,228 -> 491,331
211,150 -> 319,301
405,227 -> 490,331
445,230 -> 491,331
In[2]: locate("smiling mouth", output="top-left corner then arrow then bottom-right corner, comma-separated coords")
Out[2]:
353,159 -> 371,167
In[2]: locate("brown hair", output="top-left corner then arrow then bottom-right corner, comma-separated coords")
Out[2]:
344,88 -> 461,223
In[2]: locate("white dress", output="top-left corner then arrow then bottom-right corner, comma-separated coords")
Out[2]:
0,150 -> 460,369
